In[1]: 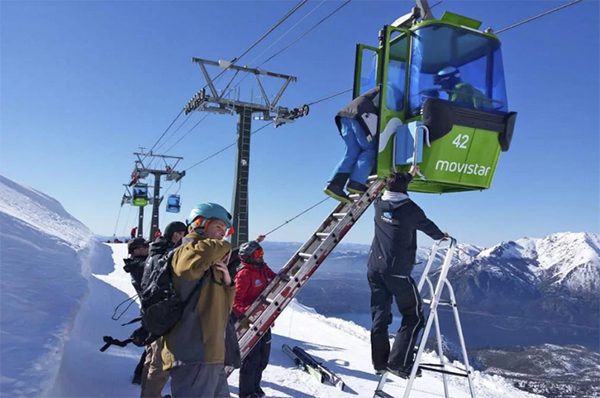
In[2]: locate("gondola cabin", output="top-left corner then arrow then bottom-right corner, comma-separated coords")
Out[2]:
355,10 -> 517,193
166,194 -> 181,213
132,183 -> 149,207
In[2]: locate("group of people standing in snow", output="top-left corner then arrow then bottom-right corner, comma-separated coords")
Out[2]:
116,78 -> 449,398
123,208 -> 275,398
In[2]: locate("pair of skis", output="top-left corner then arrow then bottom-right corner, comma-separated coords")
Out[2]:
282,344 -> 346,391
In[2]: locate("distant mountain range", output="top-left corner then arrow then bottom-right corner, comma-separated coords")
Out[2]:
446,233 -> 600,336
261,233 -> 600,349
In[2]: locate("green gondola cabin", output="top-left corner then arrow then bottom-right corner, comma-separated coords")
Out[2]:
132,183 -> 149,207
355,10 -> 517,193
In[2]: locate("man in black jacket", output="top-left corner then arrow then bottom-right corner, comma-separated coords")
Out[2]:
367,165 -> 447,378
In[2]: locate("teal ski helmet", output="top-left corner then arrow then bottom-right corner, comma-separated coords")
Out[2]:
187,202 -> 233,229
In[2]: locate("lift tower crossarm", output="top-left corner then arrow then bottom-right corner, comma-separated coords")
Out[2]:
184,56 -> 300,247
130,151 -> 186,238
187,57 -> 297,116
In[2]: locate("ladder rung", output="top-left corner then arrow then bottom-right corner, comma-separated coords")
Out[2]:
298,252 -> 314,259
332,212 -> 347,218
348,193 -> 361,200
316,232 -> 329,239
419,364 -> 469,378
423,299 -> 452,306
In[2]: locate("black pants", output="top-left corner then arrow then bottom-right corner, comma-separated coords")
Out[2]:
368,269 -> 424,370
239,329 -> 271,397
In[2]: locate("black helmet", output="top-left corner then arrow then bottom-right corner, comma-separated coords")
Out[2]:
128,237 -> 149,255
239,241 -> 264,264
164,221 -> 187,241
433,66 -> 460,86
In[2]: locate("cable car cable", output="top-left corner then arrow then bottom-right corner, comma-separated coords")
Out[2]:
179,86 -> 351,173
112,204 -> 124,237
223,0 -> 351,98
249,0 -> 328,66
140,1 -> 308,162
263,197 -> 330,236
163,114 -> 210,154
232,0 -> 309,65
183,122 -> 274,172
154,112 -> 194,153
141,108 -> 185,164
261,0 -> 353,65
495,0 -> 584,34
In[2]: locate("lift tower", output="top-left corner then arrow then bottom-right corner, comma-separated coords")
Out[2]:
183,57 -> 306,247
130,151 -> 186,239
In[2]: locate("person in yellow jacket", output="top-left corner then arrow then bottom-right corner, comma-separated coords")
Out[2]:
161,203 -> 235,398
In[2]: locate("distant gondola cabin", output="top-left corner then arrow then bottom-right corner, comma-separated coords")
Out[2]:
132,183 -> 148,207
166,194 -> 181,213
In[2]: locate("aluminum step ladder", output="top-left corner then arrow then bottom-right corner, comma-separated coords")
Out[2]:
234,176 -> 385,362
374,238 -> 476,398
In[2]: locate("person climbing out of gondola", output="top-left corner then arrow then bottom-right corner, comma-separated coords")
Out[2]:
324,86 -> 380,203
233,238 -> 276,398
432,66 -> 492,110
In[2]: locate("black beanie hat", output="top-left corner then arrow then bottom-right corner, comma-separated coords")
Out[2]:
164,221 -> 187,240
128,237 -> 148,254
386,172 -> 413,193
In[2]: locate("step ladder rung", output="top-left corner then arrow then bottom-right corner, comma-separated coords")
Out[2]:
298,252 -> 314,260
423,299 -> 453,306
348,193 -> 361,200
332,212 -> 347,219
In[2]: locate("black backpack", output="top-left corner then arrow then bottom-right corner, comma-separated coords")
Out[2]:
139,249 -> 205,336
100,248 -> 205,352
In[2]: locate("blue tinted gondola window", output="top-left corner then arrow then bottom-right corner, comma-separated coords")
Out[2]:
385,33 -> 407,112
359,50 -> 378,96
407,24 -> 508,116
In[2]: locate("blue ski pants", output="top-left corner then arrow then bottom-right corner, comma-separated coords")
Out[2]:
330,117 -> 376,185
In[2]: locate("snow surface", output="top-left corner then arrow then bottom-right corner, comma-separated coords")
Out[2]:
0,174 -> 541,398
0,176 -> 92,397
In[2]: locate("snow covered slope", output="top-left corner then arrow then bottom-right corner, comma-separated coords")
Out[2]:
0,174 -> 582,397
64,244 -> 538,398
0,175 -> 92,397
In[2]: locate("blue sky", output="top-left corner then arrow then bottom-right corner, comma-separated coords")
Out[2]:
1,0 -> 598,248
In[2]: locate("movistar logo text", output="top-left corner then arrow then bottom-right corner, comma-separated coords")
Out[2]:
435,160 -> 491,176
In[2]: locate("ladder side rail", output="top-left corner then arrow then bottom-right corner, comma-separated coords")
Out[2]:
239,192 -> 359,321
444,279 -> 477,398
236,185 -> 372,336
403,239 -> 456,398
402,284 -> 444,398
433,310 -> 450,398
429,239 -> 456,310
417,241 -> 442,291
237,180 -> 386,358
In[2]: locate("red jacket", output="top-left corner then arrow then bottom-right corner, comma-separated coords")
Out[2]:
233,262 -> 276,318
